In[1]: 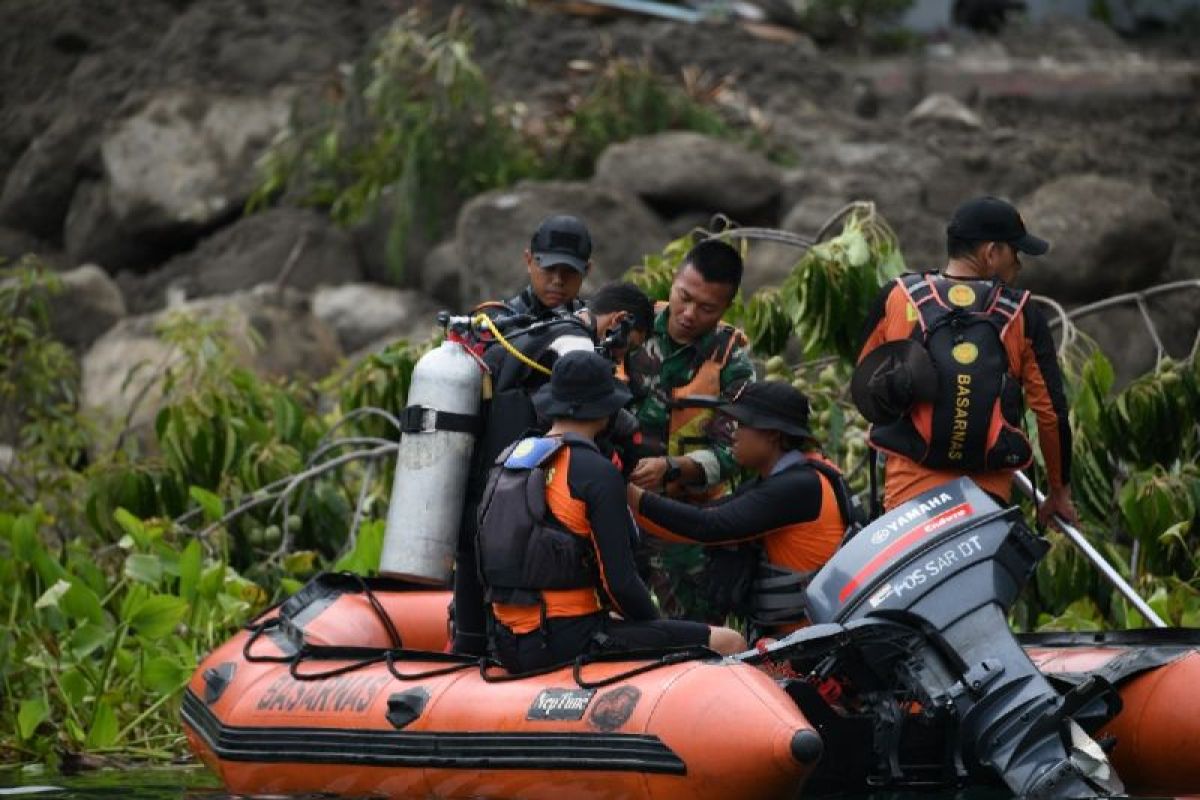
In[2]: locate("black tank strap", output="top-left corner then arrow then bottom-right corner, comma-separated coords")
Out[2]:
401,404 -> 482,436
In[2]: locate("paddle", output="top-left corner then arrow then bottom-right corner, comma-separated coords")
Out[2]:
1013,470 -> 1167,629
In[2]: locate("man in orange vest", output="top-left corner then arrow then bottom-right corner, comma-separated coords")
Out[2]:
854,196 -> 1076,527
627,382 -> 851,635
625,239 -> 755,618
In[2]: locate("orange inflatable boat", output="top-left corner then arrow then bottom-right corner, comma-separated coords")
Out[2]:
183,578 -> 823,800
184,479 -> 1200,798
1025,628 -> 1200,797
249,575 -> 1200,794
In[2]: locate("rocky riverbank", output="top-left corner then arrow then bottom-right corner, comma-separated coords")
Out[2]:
2,0 -> 1197,423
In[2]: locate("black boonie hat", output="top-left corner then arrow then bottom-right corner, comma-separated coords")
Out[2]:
533,350 -> 631,420
530,214 -> 592,274
719,381 -> 814,439
947,196 -> 1050,256
851,340 -> 939,424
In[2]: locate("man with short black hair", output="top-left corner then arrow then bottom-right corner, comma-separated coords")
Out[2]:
502,214 -> 591,319
855,196 -> 1075,526
625,239 -> 755,618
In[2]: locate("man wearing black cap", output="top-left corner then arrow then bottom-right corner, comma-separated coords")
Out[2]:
476,351 -> 747,673
627,382 -> 852,635
501,214 -> 592,319
855,196 -> 1076,527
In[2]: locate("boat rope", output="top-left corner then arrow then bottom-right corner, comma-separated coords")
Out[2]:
572,646 -> 717,689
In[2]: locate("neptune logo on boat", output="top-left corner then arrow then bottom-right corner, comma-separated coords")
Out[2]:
527,688 -> 595,721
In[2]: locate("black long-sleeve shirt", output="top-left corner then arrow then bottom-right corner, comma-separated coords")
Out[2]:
635,455 -> 845,574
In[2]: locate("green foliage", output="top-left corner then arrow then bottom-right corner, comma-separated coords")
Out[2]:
733,205 -> 905,361
0,259 -> 91,523
250,9 -> 540,280
0,265 -> 429,765
0,507 -> 266,765
547,58 -> 730,178
250,10 -> 744,283
1025,345 -> 1200,630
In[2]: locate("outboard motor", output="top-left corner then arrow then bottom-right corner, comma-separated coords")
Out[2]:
764,478 -> 1123,797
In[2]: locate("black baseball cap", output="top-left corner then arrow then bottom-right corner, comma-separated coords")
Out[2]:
530,214 -> 592,274
947,197 -> 1049,256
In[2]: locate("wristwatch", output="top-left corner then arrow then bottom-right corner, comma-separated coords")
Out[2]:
663,456 -> 682,487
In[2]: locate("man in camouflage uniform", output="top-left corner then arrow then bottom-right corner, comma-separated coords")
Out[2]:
626,240 -> 755,619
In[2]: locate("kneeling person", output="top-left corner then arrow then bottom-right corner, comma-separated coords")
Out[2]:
628,382 -> 851,634
477,350 -> 746,673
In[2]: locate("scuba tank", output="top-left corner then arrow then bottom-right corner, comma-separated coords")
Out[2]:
380,325 -> 484,584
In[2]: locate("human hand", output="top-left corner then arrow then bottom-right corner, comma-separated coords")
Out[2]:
1037,485 -> 1079,530
629,457 -> 669,490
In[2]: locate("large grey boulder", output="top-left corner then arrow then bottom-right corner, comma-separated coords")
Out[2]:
1016,175 -> 1177,302
420,239 -> 467,310
64,88 -> 293,271
0,112 -> 93,241
594,132 -> 783,221
127,208 -> 362,313
312,283 -> 441,353
454,180 -> 669,306
82,285 -> 342,447
49,264 -> 126,350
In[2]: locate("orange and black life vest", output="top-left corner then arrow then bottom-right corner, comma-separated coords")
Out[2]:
869,273 -> 1033,473
475,437 -> 597,608
633,302 -> 747,501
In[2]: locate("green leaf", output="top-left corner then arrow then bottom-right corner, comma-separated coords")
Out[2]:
282,550 -> 318,577
124,553 -> 164,585
18,697 -> 49,740
279,577 -> 305,595
11,513 -> 38,561
35,579 -> 72,611
61,579 -> 106,624
113,508 -> 148,549
141,655 -> 191,695
68,623 -> 112,660
333,520 -> 385,575
189,486 -> 225,523
198,563 -> 226,602
60,667 -> 89,707
128,594 -> 188,640
178,539 -> 202,603
85,699 -> 119,749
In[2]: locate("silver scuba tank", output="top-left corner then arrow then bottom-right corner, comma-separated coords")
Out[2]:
379,339 -> 483,583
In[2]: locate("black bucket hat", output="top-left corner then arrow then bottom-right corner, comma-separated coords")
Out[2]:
533,350 -> 632,420
851,340 -> 939,424
718,381 -> 814,439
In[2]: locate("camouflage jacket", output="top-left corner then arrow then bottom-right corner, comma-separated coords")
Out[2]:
626,305 -> 755,490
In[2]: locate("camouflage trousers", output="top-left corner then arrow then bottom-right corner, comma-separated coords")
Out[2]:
636,536 -> 759,628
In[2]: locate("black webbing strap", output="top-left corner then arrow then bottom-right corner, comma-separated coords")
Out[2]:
400,404 -> 482,436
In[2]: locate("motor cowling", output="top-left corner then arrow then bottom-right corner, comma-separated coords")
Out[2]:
379,340 -> 483,584
803,478 -> 1124,798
